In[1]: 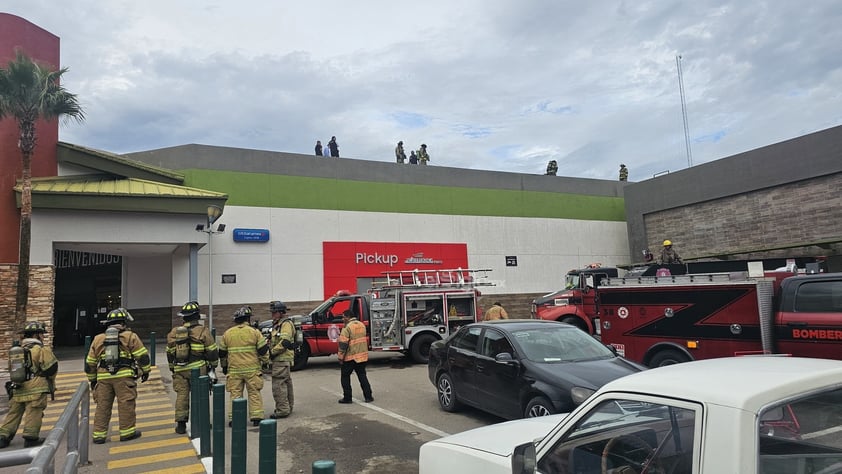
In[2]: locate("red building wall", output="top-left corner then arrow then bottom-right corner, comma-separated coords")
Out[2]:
322,242 -> 469,299
0,13 -> 60,263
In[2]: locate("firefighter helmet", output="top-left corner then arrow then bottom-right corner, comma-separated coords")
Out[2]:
269,301 -> 288,313
178,301 -> 201,320
22,321 -> 47,335
233,305 -> 253,322
105,308 -> 132,325
663,240 -> 672,247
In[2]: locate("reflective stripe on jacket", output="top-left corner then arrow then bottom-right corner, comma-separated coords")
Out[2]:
12,339 -> 58,400
219,323 -> 269,375
166,322 -> 220,373
270,319 -> 295,362
337,319 -> 368,363
85,328 -> 151,381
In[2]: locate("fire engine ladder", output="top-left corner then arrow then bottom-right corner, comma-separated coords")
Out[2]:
378,268 -> 494,289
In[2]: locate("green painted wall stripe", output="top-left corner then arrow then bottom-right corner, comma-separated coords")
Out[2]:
181,169 -> 626,221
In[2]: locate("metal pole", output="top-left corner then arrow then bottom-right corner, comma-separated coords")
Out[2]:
82,336 -> 91,370
190,368 -> 200,439
258,420 -> 277,474
312,460 -> 336,474
231,398 -> 247,474
149,331 -> 156,367
199,375 -> 210,457
212,383 -> 225,474
208,226 -> 214,335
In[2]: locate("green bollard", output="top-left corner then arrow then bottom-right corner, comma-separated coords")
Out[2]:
83,335 -> 92,370
231,398 -> 247,474
212,383 -> 225,474
199,375 -> 210,456
258,419 -> 277,474
190,368 -> 200,439
312,460 -> 336,474
149,332 -> 156,366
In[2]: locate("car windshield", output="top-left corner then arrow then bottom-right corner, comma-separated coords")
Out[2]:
564,273 -> 579,289
512,327 -> 614,362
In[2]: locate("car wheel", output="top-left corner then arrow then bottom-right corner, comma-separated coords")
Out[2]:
649,349 -> 689,368
560,316 -> 588,333
410,333 -> 438,364
525,396 -> 554,418
291,343 -> 310,371
437,373 -> 461,412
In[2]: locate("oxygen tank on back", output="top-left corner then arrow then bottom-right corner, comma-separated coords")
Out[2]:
8,344 -> 27,384
103,326 -> 120,373
174,325 -> 190,364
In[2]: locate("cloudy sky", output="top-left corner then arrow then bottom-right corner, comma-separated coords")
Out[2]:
4,1 -> 841,180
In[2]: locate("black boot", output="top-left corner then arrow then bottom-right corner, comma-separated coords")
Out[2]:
175,421 -> 187,434
0,436 -> 9,449
23,437 -> 45,448
120,430 -> 142,442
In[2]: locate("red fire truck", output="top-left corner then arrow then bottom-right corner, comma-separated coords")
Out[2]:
531,264 -> 619,333
289,268 -> 493,370
597,268 -> 842,367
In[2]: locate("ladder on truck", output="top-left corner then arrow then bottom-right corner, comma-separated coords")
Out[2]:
377,268 -> 494,289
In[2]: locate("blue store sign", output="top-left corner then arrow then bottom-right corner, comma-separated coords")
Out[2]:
233,228 -> 270,242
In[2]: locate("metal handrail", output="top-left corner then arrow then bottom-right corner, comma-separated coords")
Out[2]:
26,381 -> 90,474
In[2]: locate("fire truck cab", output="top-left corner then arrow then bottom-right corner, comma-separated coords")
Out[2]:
292,268 -> 493,370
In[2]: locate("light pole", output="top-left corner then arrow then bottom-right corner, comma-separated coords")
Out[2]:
196,205 -> 225,333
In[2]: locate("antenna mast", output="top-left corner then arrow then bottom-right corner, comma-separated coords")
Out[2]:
676,55 -> 693,167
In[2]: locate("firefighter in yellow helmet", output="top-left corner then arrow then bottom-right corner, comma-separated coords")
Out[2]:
659,239 -> 683,264
166,301 -> 219,434
0,322 -> 58,449
219,306 -> 270,425
86,308 -> 151,444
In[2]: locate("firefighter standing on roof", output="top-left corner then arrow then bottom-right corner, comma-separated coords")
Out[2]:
86,308 -> 151,444
0,322 -> 58,449
219,306 -> 270,425
268,301 -> 295,418
659,240 -> 683,264
166,301 -> 219,434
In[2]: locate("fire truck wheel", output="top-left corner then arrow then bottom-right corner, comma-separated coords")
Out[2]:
559,316 -> 588,333
291,344 -> 310,371
648,349 -> 689,368
525,396 -> 554,417
410,334 -> 438,364
437,373 -> 461,412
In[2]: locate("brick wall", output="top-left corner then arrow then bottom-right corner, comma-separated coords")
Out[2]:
0,264 -> 55,361
644,173 -> 842,260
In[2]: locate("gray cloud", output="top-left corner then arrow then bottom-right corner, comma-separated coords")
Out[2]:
4,0 -> 841,180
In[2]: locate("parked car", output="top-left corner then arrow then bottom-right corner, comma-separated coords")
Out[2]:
420,356 -> 842,474
427,319 -> 646,420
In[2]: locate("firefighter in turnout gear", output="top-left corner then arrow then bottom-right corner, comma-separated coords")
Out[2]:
268,301 -> 295,418
166,301 -> 219,434
85,308 -> 151,444
337,310 -> 373,403
483,302 -> 509,321
219,306 -> 270,425
0,322 -> 58,449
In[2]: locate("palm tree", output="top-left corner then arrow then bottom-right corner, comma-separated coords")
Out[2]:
0,49 -> 84,330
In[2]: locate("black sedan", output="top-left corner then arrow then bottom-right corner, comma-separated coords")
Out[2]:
428,319 -> 646,419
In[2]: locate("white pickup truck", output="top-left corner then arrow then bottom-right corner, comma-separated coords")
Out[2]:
420,356 -> 842,474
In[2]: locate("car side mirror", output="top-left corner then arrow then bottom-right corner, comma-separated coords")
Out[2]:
495,353 -> 518,365
512,441 -> 537,474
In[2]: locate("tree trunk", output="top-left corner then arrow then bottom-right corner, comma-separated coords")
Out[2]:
15,146 -> 33,331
